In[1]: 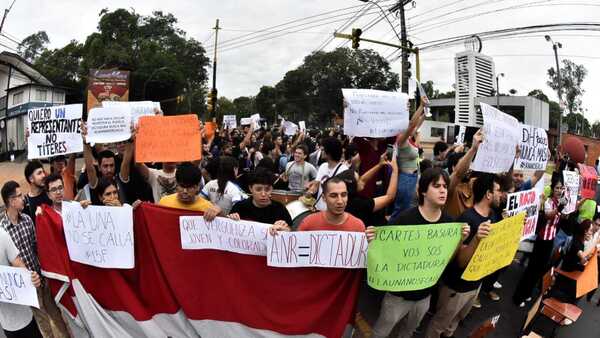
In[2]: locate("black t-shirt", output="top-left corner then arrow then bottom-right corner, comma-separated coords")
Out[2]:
346,197 -> 387,227
23,192 -> 52,223
442,207 -> 499,292
388,206 -> 454,301
230,198 -> 293,226
562,239 -> 585,272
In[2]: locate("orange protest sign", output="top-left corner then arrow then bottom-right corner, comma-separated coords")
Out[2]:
135,114 -> 202,163
204,121 -> 216,140
578,164 -> 597,199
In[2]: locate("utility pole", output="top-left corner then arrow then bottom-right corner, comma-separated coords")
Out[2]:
209,19 -> 220,120
495,73 -> 504,109
545,35 -> 563,149
390,0 -> 412,93
0,0 -> 16,33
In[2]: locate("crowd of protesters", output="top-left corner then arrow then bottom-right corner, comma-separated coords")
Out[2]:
0,95 -> 599,338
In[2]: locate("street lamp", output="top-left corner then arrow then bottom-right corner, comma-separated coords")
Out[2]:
143,66 -> 171,100
545,35 -> 563,147
495,73 -> 504,109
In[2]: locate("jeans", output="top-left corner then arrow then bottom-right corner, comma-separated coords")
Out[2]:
390,172 -> 418,221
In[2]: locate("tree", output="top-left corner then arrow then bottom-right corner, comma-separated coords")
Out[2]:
592,121 -> 600,138
17,31 -> 49,62
527,89 -> 549,102
564,112 -> 591,136
547,59 -> 587,115
528,89 -> 563,130
23,9 -> 210,114
509,89 -> 517,95
255,86 -> 278,124
275,47 -> 399,125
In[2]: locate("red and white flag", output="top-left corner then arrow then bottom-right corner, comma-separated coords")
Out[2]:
36,203 -> 361,338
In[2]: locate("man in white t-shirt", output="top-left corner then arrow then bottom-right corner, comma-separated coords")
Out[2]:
138,162 -> 178,203
308,137 -> 349,211
282,144 -> 317,192
201,180 -> 247,215
0,226 -> 42,337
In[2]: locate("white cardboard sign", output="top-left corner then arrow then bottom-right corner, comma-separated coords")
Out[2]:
61,201 -> 134,269
470,103 -> 520,173
342,89 -> 409,138
180,216 -> 270,256
0,265 -> 39,308
86,107 -> 132,144
102,101 -> 160,125
563,170 -> 580,215
223,115 -> 237,129
267,231 -> 368,269
27,104 -> 83,159
250,113 -> 261,130
299,121 -> 306,132
240,117 -> 252,126
514,124 -> 549,171
282,121 -> 298,136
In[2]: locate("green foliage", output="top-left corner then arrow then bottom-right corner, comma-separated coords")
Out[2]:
17,31 -> 49,62
547,59 -> 587,115
22,9 -> 210,114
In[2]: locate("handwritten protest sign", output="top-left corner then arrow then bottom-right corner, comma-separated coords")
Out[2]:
27,104 -> 83,159
367,223 -> 462,291
86,107 -> 132,144
578,164 -> 597,199
223,115 -> 237,129
240,117 -> 252,126
455,125 -> 466,145
0,265 -> 39,308
250,113 -> 261,129
62,201 -> 134,269
135,114 -> 202,163
563,170 -> 580,214
462,213 -> 525,281
267,231 -> 367,269
506,188 -> 541,240
282,120 -> 298,136
514,125 -> 549,171
102,101 -> 160,124
342,89 -> 409,138
299,121 -> 306,132
180,216 -> 269,256
471,103 -> 520,173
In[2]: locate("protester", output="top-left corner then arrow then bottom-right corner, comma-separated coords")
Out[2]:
0,225 -> 42,338
229,167 -> 293,227
22,160 -> 51,221
425,173 -> 498,338
0,180 -> 70,338
280,144 -> 317,192
159,163 -> 220,217
138,162 -> 178,203
43,173 -> 67,214
201,156 -> 247,215
49,155 -> 77,200
365,168 -> 470,338
307,137 -> 350,211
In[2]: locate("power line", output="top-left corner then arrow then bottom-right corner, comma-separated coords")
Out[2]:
335,11 -> 386,49
407,0 -> 513,30
315,0 -> 374,52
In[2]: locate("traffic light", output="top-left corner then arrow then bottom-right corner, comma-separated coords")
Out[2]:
207,88 -> 218,114
403,60 -> 412,79
351,28 -> 362,49
176,95 -> 184,104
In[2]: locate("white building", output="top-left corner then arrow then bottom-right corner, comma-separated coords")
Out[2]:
454,51 -> 495,126
0,52 -> 66,157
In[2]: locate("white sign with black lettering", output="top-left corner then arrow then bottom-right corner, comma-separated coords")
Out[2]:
514,124 -> 549,171
342,89 -> 409,138
223,115 -> 237,129
61,201 -> 134,269
283,120 -> 298,136
86,107 -> 132,144
267,231 -> 368,269
180,216 -> 270,256
102,101 -> 160,125
299,121 -> 306,132
27,104 -> 83,159
562,170 -> 580,215
0,265 -> 39,308
470,103 -> 520,173
240,117 -> 252,126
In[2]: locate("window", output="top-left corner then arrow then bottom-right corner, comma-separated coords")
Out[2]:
12,91 -> 23,105
36,89 -> 48,101
53,91 -> 65,103
431,127 -> 445,139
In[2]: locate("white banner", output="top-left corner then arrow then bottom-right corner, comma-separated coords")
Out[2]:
0,265 -> 39,308
514,124 -> 549,171
240,117 -> 252,126
471,103 -> 520,173
342,89 -> 409,138
563,170 -> 580,215
282,120 -> 298,136
222,115 -> 237,129
267,231 -> 368,269
102,101 -> 160,125
62,201 -> 134,269
27,104 -> 83,159
86,107 -> 132,144
180,216 -> 270,256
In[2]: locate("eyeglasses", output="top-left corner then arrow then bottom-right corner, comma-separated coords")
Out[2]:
48,185 -> 64,193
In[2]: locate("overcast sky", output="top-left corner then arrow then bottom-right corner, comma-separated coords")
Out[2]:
3,0 -> 599,122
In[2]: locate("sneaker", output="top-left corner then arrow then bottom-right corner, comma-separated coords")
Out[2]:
493,281 -> 503,289
487,291 -> 501,301
472,298 -> 482,309
519,302 -> 526,308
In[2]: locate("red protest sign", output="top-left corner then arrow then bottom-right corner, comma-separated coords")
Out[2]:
135,114 -> 202,163
578,164 -> 598,199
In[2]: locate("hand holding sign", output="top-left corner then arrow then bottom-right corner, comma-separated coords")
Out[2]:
27,104 -> 83,159
0,265 -> 40,308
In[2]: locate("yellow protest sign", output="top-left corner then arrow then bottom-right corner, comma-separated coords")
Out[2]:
462,213 -> 525,281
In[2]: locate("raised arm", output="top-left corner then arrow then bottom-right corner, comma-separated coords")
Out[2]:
372,152 -> 399,212
119,141 -> 134,183
81,122 -> 99,188
240,124 -> 254,149
396,97 -> 427,147
448,129 -> 483,197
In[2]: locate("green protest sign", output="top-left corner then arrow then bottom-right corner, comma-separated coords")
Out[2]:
367,223 -> 462,292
